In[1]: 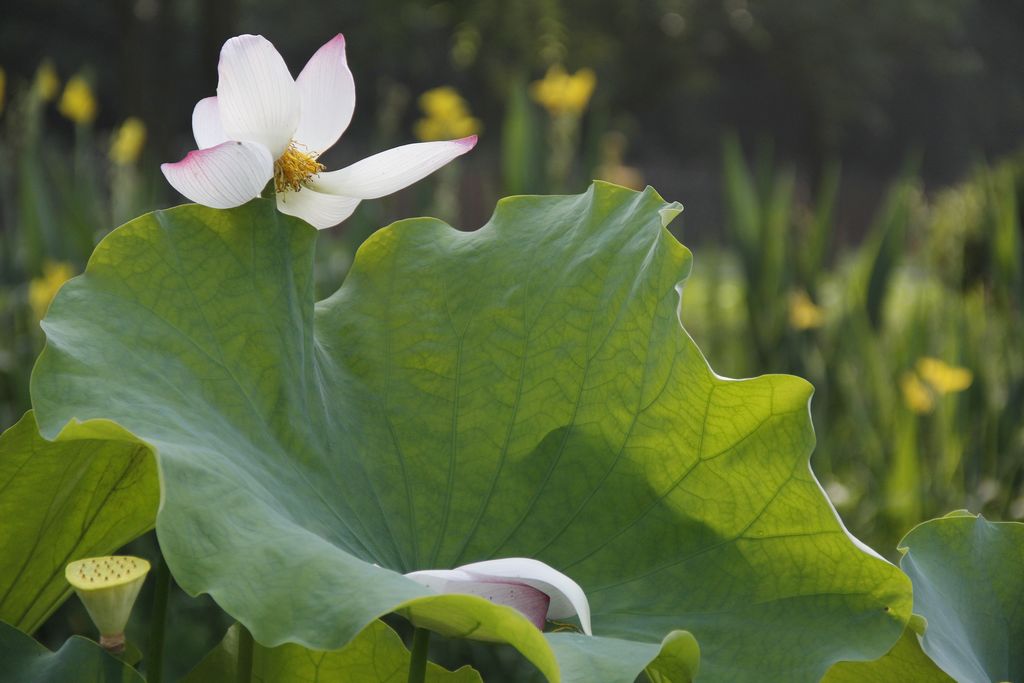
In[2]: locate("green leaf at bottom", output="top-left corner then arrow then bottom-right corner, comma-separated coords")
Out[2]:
183,620 -> 482,683
0,620 -> 144,683
898,512 -> 1024,683
821,616 -> 953,683
544,630 -> 699,683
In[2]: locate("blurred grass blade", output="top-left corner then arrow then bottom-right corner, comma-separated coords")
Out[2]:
721,133 -> 760,255
985,163 -> 1022,305
502,76 -> 540,196
861,160 -> 920,329
799,161 -> 840,290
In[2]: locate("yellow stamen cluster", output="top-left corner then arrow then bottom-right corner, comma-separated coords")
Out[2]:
274,142 -> 324,193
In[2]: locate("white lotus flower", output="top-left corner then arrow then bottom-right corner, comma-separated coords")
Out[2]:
405,557 -> 592,635
161,34 -> 476,229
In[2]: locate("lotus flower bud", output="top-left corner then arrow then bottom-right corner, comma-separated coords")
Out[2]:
406,557 -> 592,635
65,555 -> 150,653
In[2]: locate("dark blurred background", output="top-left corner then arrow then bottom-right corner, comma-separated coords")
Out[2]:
3,0 -> 1023,234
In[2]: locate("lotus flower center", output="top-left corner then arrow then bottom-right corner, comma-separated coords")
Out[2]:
274,142 -> 324,193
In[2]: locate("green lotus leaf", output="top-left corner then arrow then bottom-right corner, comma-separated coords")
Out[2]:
0,620 -> 144,682
183,620 -> 482,682
822,615 -> 954,682
544,629 -> 699,683
32,184 -> 910,681
898,511 -> 1024,683
0,411 -> 157,633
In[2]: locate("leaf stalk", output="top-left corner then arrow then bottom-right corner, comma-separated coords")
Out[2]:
407,627 -> 431,683
145,554 -> 171,683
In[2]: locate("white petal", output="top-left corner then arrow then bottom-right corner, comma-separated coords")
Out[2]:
275,187 -> 360,229
293,34 -> 355,154
312,136 -> 477,199
405,568 -> 551,631
404,568 -> 478,593
161,141 -> 273,209
216,34 -> 299,159
458,558 -> 593,635
192,96 -> 229,149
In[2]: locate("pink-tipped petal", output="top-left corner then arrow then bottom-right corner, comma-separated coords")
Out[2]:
293,34 -> 355,154
216,34 -> 299,158
459,558 -> 593,635
275,187 -> 360,229
161,141 -> 273,209
404,569 -> 552,631
312,136 -> 477,199
192,96 -> 229,149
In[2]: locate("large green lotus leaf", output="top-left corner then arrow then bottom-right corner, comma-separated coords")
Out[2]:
898,511 -> 1024,683
32,184 -> 910,681
0,620 -> 144,683
183,620 -> 482,682
821,615 -> 953,682
0,411 -> 157,633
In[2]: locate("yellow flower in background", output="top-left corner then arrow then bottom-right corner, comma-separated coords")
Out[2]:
420,87 -> 465,120
788,290 -> 825,330
531,65 -> 596,116
109,117 -> 147,165
59,75 -> 97,125
900,357 -> 971,415
414,86 -> 481,142
900,371 -> 935,414
916,357 -> 973,394
34,60 -> 60,102
29,261 -> 75,321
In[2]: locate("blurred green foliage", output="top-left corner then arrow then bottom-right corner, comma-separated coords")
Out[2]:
683,142 -> 1024,551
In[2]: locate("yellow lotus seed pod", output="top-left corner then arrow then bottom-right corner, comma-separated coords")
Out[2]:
65,555 -> 150,652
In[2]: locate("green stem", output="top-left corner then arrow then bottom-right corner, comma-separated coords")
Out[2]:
407,628 -> 430,683
236,624 -> 255,683
145,555 -> 171,683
